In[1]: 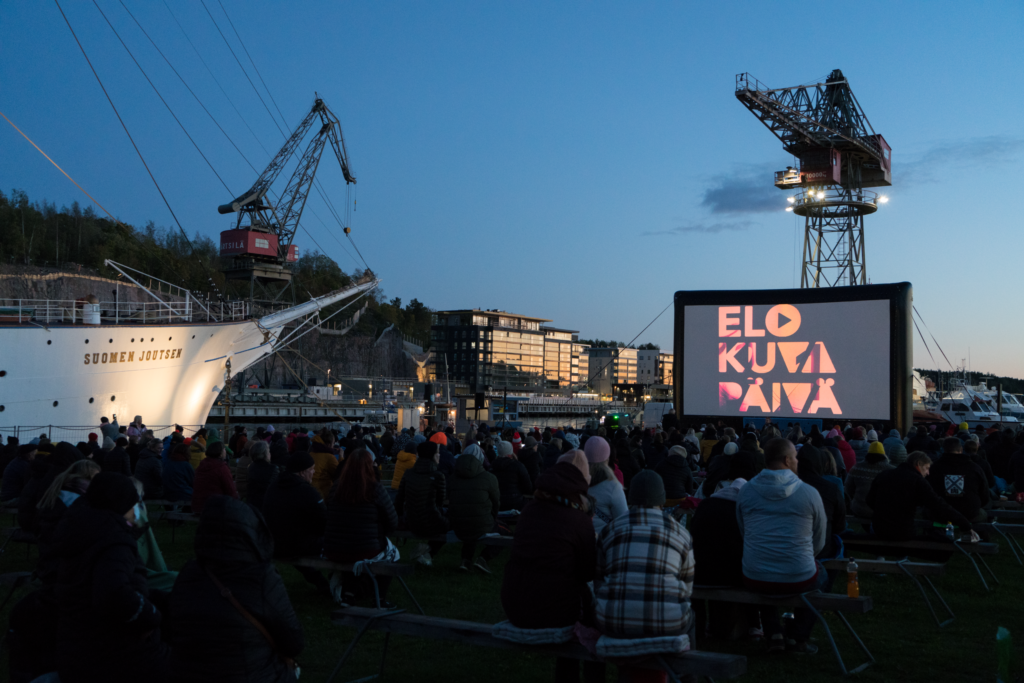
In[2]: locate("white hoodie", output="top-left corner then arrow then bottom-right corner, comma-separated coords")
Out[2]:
735,468 -> 826,584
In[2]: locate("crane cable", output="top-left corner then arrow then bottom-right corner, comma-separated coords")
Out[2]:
54,0 -> 223,298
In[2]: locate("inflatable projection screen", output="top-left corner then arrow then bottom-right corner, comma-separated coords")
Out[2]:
674,283 -> 912,435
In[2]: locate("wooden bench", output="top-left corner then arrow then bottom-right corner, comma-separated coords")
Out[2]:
822,558 -> 954,628
288,557 -> 424,615
691,587 -> 873,675
392,529 -> 515,550
842,535 -> 999,591
851,514 -> 1024,566
328,606 -> 746,683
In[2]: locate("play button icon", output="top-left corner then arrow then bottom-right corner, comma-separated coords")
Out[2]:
765,304 -> 801,337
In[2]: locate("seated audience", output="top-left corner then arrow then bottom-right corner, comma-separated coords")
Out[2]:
868,451 -> 979,542
390,440 -> 418,494
324,448 -> 401,606
927,437 -> 991,523
882,429 -> 908,465
796,444 -> 846,559
51,472 -> 169,682
169,496 -> 304,682
594,470 -> 695,641
448,446 -> 502,573
134,437 -> 164,499
101,437 -> 132,476
492,440 -> 533,512
845,442 -> 894,519
245,440 -> 276,511
501,451 -> 602,683
191,442 -> 238,514
655,444 -> 695,501
262,451 -> 329,595
1,443 -> 36,502
395,440 -> 450,566
164,443 -> 195,503
310,428 -> 340,499
737,438 -> 827,654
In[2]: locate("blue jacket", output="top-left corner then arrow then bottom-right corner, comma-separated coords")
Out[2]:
736,468 -> 826,584
882,431 -> 908,465
164,459 -> 195,502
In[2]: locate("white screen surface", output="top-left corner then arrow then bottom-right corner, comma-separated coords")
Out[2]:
682,300 -> 890,419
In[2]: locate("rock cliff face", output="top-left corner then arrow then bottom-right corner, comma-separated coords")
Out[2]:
0,265 -> 181,304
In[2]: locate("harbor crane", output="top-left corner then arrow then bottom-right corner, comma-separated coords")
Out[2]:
735,70 -> 891,287
218,95 -> 355,297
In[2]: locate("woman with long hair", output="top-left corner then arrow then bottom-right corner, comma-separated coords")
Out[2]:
323,448 -> 399,606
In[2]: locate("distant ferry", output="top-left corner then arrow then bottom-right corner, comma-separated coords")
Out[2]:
0,261 -> 377,438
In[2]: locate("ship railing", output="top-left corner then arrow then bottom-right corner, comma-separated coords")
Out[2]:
0,298 -> 251,325
0,424 -> 209,443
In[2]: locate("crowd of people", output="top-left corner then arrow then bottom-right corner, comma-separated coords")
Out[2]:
0,411 -> 1020,683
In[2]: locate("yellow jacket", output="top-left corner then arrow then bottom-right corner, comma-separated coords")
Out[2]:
189,442 -> 205,470
311,447 -> 339,499
391,449 -> 416,490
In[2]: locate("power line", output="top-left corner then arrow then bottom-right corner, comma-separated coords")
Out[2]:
216,0 -> 289,128
160,0 -> 271,158
55,0 -> 220,295
117,0 -> 259,176
91,0 -> 233,195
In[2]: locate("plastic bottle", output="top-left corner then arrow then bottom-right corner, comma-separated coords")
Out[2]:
946,522 -> 955,541
846,558 -> 859,598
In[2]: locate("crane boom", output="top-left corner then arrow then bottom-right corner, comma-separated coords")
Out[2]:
218,95 -> 356,275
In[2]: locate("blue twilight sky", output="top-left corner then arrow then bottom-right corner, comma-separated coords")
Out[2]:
2,1 -> 1022,376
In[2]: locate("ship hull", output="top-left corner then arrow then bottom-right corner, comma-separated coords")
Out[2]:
0,319 -> 282,434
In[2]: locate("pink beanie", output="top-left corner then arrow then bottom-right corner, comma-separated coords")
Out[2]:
584,436 -> 610,463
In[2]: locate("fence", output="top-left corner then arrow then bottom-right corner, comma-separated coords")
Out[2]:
0,424 -> 207,444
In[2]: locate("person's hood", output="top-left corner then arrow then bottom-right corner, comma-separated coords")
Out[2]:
396,449 -> 417,466
746,468 -> 803,500
888,429 -> 901,439
455,452 -> 485,478
668,445 -> 689,460
535,461 -> 588,500
206,427 -> 222,445
50,497 -> 135,560
196,495 -> 274,568
711,477 -> 747,502
797,444 -> 824,479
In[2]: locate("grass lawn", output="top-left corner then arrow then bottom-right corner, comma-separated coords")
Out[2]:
0,510 -> 1019,683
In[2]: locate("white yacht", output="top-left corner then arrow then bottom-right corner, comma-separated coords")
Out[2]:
934,379 -> 1017,428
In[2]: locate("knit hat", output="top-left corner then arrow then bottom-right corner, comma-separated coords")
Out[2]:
463,444 -> 485,463
853,427 -> 865,439
497,441 -> 514,457
286,451 -> 315,473
266,425 -> 275,434
628,470 -> 666,508
403,440 -> 418,454
102,436 -> 115,450
564,433 -> 580,449
959,422 -> 969,432
866,430 -> 879,442
429,432 -> 447,446
524,436 -> 538,448
557,450 -> 591,485
868,441 -> 886,456
88,433 -> 98,442
584,436 -> 610,463
85,472 -> 139,515
668,445 -> 689,459
512,432 -> 522,453
723,442 -> 739,455
417,441 -> 439,459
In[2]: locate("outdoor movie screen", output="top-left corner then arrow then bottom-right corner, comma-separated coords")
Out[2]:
675,284 -> 912,423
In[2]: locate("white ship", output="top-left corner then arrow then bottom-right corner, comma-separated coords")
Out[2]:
0,261 -> 378,439
933,379 -> 1018,428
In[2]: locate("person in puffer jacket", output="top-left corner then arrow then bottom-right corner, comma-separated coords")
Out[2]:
169,496 -> 304,683
391,441 -> 417,492
655,445 -> 695,500
448,448 -> 501,572
847,427 -> 870,465
309,429 -> 340,499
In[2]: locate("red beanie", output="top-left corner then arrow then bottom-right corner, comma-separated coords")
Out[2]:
88,433 -> 98,442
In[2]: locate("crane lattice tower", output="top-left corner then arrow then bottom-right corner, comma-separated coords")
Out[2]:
735,70 -> 891,287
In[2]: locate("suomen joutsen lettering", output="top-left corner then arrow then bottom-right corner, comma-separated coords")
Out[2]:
84,348 -> 182,365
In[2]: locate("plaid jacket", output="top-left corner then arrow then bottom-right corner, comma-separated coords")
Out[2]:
594,507 -> 695,637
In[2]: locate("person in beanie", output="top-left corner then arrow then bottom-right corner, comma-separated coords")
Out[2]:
594,469 -> 696,657
50,472 -> 169,682
262,451 -> 330,595
447,447 -> 502,573
511,431 -> 522,455
583,437 -> 627,536
845,442 -> 894,519
191,442 -> 238,515
395,441 -> 450,565
492,440 -> 533,512
518,435 -> 542,487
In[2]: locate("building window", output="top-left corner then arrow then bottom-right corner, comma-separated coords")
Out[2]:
255,238 -> 270,249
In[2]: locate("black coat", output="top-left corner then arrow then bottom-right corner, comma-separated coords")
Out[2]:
269,441 -> 290,469
492,457 -> 532,512
655,451 -> 694,499
134,448 -> 163,499
501,463 -> 595,629
449,454 -> 500,541
323,481 -> 398,563
49,500 -> 168,683
102,447 -> 132,476
690,496 -> 743,586
261,472 -> 327,558
927,452 -> 990,522
246,459 -> 278,511
16,459 -> 50,534
169,496 -> 303,683
797,445 -> 846,558
541,442 -> 562,470
395,458 -> 449,536
517,446 -> 541,488
868,462 -> 973,541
